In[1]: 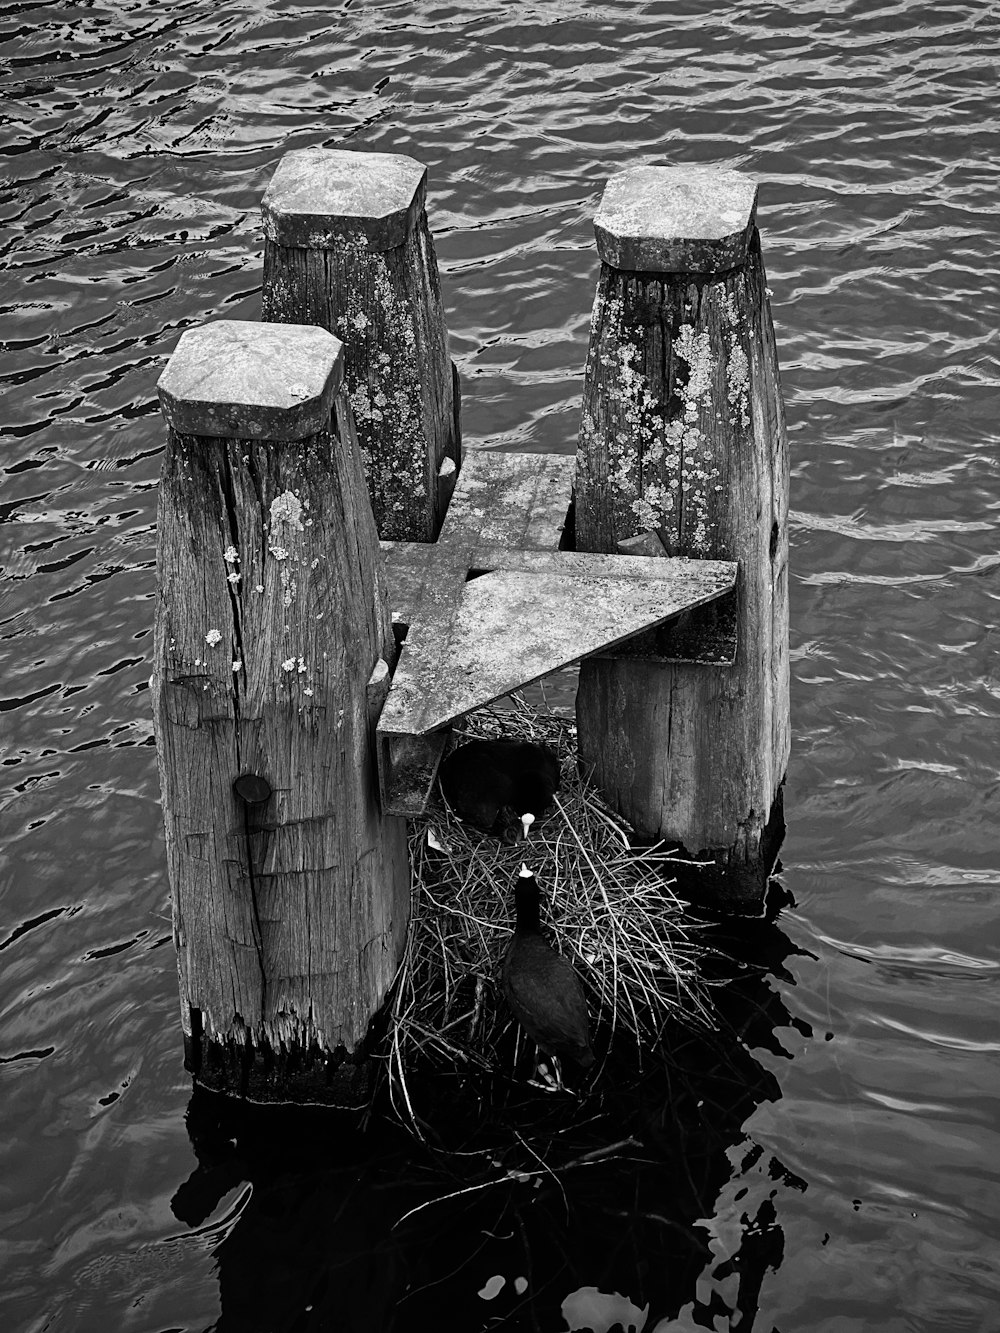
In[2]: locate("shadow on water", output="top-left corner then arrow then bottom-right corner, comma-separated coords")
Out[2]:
172,878 -> 814,1332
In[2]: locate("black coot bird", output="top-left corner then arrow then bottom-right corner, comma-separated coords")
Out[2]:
439,738 -> 560,840
501,865 -> 595,1081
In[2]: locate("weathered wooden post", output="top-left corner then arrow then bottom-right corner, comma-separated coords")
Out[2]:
152,319 -> 409,1103
574,166 -> 790,903
260,147 -> 460,542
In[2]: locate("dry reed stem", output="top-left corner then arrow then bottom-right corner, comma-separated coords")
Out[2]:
387,697 -> 711,1104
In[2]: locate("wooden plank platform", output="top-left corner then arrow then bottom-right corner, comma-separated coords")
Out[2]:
375,447 -> 738,814
384,542 -> 741,630
378,556 -> 736,737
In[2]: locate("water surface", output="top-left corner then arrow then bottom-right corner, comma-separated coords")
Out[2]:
2,1 -> 999,1329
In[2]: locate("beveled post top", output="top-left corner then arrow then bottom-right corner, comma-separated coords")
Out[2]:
261,148 -> 428,252
157,320 -> 344,440
594,166 -> 758,274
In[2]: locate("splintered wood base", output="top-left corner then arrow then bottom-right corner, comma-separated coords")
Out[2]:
184,1015 -> 376,1108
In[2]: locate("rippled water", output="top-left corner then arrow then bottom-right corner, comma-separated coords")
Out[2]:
3,0 -> 1000,1329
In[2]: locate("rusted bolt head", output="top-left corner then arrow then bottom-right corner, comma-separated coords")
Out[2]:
233,773 -> 273,805
594,166 -> 758,274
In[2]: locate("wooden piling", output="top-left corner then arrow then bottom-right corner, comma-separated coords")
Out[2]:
260,147 -> 460,542
153,319 -> 409,1103
574,166 -> 790,903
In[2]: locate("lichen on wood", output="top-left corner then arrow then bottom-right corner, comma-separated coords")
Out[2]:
577,278 -> 741,557
260,150 -> 460,543
575,201 -> 790,901
153,330 -> 410,1101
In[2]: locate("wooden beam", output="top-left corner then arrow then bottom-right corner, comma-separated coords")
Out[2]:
376,448 -> 575,813
437,448 -> 574,550
378,558 -> 736,737
381,541 -> 455,633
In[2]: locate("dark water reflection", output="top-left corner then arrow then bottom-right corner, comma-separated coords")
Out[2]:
171,882 -> 802,1332
3,0 -> 1000,1328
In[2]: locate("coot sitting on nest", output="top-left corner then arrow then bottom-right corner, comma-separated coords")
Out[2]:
501,864 -> 595,1081
439,738 -> 560,840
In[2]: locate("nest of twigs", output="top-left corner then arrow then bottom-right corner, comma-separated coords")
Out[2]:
387,696 -> 712,1122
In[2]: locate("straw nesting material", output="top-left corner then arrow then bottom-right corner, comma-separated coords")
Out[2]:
387,699 -> 711,1101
